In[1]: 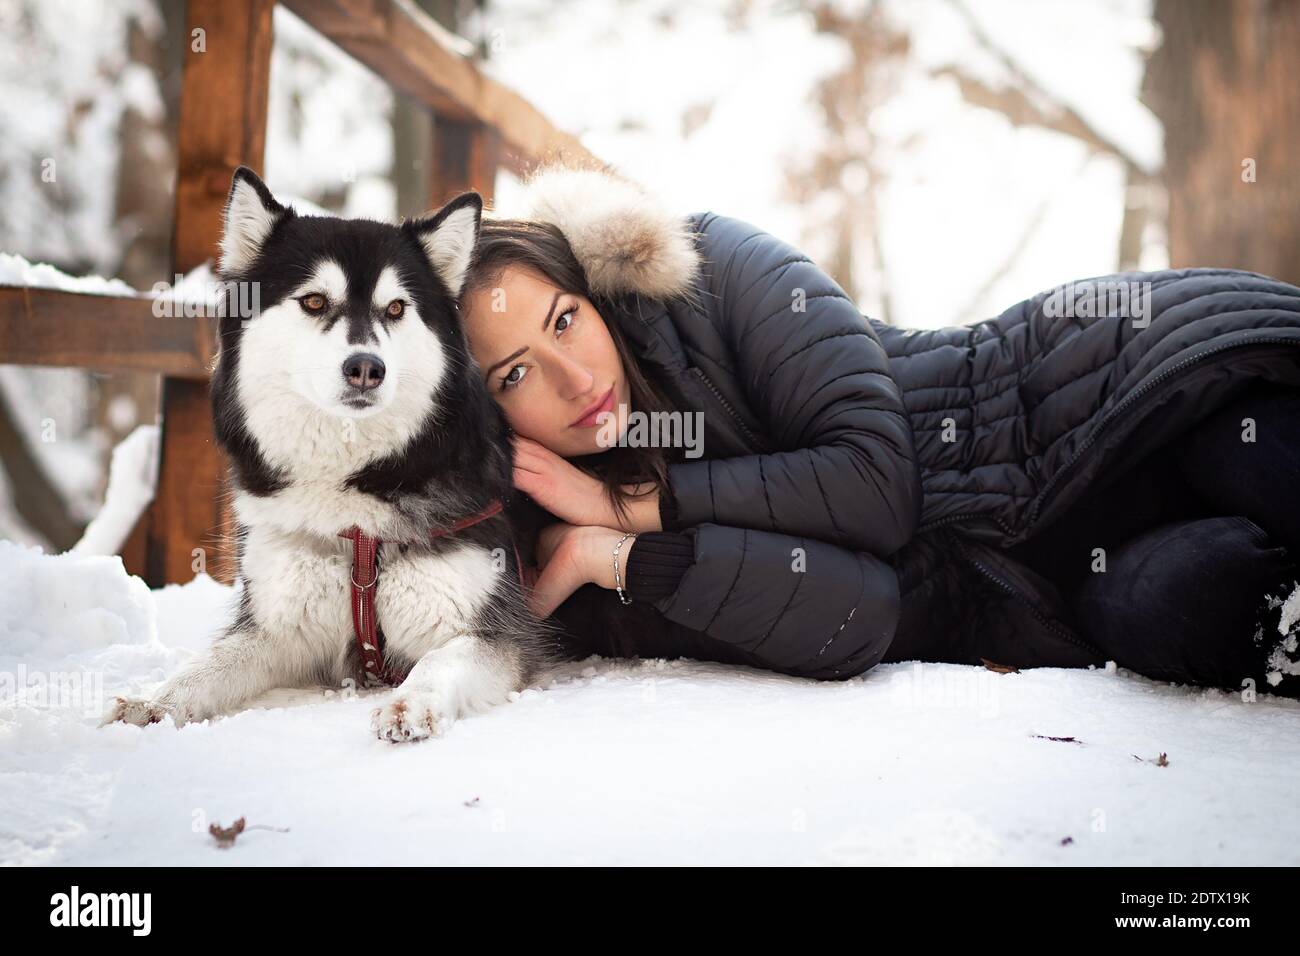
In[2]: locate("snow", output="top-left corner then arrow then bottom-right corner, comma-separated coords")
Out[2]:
0,365 -> 103,525
470,0 -> 1164,328
1279,586 -> 1300,636
1265,587 -> 1300,686
265,6 -> 396,222
889,0 -> 1162,175
1,233 -> 319,302
3,541 -> 1298,866
72,425 -> 159,557
0,252 -> 140,297
0,0 -> 161,274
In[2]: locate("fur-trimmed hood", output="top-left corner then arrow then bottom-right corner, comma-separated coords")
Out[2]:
490,164 -> 702,302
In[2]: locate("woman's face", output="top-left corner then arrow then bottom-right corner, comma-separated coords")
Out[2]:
461,264 -> 632,458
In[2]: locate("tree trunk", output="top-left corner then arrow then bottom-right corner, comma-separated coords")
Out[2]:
1144,0 -> 1300,283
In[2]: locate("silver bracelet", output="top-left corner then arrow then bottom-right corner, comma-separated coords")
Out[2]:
612,531 -> 638,605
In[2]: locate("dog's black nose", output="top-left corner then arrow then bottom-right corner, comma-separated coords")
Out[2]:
343,353 -> 386,391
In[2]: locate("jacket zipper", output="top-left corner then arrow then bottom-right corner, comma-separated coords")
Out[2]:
917,511 -> 1015,536
951,535 -> 1106,658
690,366 -> 771,452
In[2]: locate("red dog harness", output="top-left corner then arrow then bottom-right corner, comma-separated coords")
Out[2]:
338,498 -> 520,687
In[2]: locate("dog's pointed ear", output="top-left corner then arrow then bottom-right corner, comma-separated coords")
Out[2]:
219,166 -> 290,276
406,192 -> 483,300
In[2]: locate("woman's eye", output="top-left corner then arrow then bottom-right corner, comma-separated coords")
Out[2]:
495,306 -> 575,393
500,365 -> 527,392
300,293 -> 327,314
387,299 -> 405,318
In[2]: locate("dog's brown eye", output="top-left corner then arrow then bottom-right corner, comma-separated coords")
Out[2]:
300,293 -> 327,314
387,299 -> 405,318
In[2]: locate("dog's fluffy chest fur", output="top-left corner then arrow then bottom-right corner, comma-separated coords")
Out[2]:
240,518 -> 503,683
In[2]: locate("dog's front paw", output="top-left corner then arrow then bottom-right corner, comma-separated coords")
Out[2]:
99,695 -> 171,728
370,696 -> 447,742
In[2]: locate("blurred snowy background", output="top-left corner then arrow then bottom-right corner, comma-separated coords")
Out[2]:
4,0 -> 1299,551
0,0 -> 1189,550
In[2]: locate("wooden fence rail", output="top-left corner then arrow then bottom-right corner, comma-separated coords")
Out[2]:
0,0 -> 596,585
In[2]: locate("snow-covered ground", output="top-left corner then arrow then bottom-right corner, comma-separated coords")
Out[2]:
3,540 -> 1297,866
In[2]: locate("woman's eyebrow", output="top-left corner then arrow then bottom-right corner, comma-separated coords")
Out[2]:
484,347 -> 526,382
481,291 -> 564,382
539,290 -> 562,331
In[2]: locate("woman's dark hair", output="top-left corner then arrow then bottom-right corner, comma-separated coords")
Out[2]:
462,216 -> 686,527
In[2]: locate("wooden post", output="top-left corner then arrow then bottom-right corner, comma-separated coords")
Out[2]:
140,0 -> 274,586
430,117 -> 501,210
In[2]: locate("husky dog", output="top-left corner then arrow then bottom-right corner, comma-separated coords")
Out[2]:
102,167 -> 560,741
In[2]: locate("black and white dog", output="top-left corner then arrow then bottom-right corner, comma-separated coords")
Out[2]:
103,167 -> 560,741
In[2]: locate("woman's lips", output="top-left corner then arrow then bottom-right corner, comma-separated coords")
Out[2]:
570,385 -> 616,428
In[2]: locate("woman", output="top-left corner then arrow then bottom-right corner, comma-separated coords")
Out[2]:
457,163 -> 1300,695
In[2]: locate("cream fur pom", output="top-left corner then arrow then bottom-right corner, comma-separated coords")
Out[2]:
511,164 -> 702,302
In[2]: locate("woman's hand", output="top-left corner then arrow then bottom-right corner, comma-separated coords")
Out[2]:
512,435 -> 613,527
511,435 -> 663,532
523,522 -> 586,619
523,522 -> 635,618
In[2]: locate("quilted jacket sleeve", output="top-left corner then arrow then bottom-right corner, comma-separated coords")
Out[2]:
554,520 -> 902,681
651,521 -> 902,679
662,213 -> 922,557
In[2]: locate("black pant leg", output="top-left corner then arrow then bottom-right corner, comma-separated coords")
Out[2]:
1069,515 -> 1300,695
1169,382 -> 1300,553
1006,440 -> 1208,595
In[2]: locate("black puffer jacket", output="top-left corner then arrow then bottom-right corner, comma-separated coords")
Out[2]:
529,207 -> 922,680
879,267 -> 1300,669
504,168 -> 1300,679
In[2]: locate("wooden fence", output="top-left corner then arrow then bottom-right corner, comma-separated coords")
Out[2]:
0,0 -> 596,585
